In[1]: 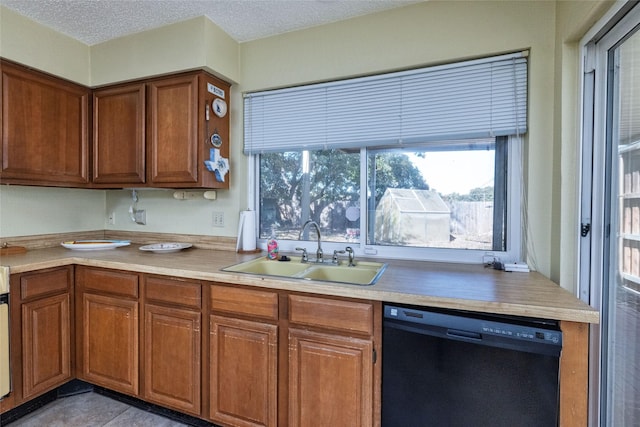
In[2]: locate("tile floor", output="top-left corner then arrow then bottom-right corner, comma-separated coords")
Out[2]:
5,392 -> 191,427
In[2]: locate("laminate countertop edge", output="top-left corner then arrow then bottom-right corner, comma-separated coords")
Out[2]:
0,245 -> 600,324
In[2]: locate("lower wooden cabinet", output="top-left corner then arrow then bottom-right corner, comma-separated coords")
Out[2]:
288,328 -> 374,427
21,293 -> 71,399
18,267 -> 73,401
7,266 -> 381,427
209,315 -> 278,427
209,284 -> 279,427
81,292 -> 139,395
76,266 -> 140,396
287,294 -> 377,427
208,286 -> 379,427
143,275 -> 202,416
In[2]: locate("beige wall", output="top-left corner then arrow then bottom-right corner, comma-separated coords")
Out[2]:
0,6 -> 243,240
91,16 -> 240,86
0,186 -> 105,236
0,1 -> 616,289
0,7 -> 90,84
240,0 -> 559,275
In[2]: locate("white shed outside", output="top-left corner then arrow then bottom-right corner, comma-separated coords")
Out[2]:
375,189 -> 451,245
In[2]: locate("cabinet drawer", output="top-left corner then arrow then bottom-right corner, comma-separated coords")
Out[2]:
145,276 -> 201,309
20,267 -> 71,300
210,285 -> 278,321
288,295 -> 373,335
77,267 -> 138,298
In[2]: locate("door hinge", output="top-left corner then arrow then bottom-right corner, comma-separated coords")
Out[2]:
373,348 -> 377,364
581,223 -> 591,237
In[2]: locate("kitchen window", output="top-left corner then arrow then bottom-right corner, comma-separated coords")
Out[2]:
245,52 -> 527,263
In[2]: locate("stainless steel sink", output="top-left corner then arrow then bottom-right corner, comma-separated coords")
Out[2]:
222,256 -> 387,286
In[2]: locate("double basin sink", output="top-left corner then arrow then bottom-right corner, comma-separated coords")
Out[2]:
223,256 -> 387,286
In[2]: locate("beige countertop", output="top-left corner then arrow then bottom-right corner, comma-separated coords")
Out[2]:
0,245 -> 599,324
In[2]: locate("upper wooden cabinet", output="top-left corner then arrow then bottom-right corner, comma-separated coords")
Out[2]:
93,71 -> 231,189
0,60 -> 90,187
0,60 -> 230,189
92,83 -> 146,185
147,74 -> 200,186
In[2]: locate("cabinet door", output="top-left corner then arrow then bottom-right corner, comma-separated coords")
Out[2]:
93,84 -> 146,185
81,293 -> 139,395
144,304 -> 201,415
21,293 -> 71,399
210,315 -> 278,427
147,74 -> 199,185
288,328 -> 373,427
0,61 -> 89,186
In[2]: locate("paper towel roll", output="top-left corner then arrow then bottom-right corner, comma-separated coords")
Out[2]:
239,210 -> 257,252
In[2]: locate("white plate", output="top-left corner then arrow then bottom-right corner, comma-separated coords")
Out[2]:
62,240 -> 130,251
212,98 -> 227,118
139,243 -> 192,253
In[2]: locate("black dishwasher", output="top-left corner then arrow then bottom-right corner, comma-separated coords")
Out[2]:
382,304 -> 562,427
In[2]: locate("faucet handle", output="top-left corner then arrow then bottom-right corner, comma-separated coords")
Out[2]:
345,246 -> 355,266
332,249 -> 346,264
295,247 -> 308,263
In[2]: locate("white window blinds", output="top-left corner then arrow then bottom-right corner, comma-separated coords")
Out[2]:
244,52 -> 527,154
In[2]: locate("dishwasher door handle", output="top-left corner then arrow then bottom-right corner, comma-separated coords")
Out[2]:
446,328 -> 482,342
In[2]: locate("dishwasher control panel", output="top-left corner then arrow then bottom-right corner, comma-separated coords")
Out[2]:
384,304 -> 562,355
479,321 -> 561,344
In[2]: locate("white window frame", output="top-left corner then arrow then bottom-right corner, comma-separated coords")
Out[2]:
247,136 -> 523,264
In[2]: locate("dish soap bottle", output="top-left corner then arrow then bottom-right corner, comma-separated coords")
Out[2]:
267,227 -> 279,260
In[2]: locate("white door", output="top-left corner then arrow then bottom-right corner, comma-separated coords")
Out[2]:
581,4 -> 640,426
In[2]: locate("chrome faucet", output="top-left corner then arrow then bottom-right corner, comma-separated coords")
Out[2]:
345,246 -> 355,266
299,219 -> 323,263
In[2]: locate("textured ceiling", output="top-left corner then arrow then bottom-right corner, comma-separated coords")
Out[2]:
0,0 -> 422,44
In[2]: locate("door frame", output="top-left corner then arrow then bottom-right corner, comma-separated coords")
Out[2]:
579,2 -> 640,426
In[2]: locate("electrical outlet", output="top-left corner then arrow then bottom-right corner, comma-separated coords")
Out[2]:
134,210 -> 146,225
108,212 -> 116,225
212,211 -> 224,227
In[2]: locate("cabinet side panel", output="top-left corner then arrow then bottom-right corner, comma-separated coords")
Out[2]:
198,74 -> 230,189
559,321 -> 588,427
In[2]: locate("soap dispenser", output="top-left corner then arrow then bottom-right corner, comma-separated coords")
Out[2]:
267,227 -> 279,260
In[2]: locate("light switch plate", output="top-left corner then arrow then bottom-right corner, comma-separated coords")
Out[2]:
212,211 -> 224,227
134,210 -> 146,225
